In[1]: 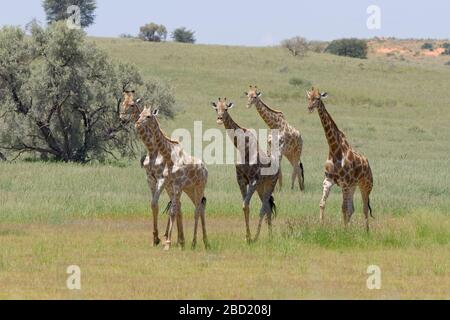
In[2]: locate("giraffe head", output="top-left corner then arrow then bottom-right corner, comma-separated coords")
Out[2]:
306,87 -> 327,113
135,105 -> 159,131
244,85 -> 262,108
211,97 -> 234,125
120,90 -> 142,124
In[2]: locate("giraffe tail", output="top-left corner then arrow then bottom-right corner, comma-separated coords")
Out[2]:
269,196 -> 277,218
162,201 -> 172,215
368,197 -> 374,218
201,197 -> 207,206
299,162 -> 305,189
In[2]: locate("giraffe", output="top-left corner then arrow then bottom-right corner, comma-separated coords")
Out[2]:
211,98 -> 279,243
136,105 -> 209,250
245,86 -> 305,191
306,87 -> 374,231
120,90 -> 175,247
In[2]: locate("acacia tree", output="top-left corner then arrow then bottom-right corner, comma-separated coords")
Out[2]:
281,36 -> 309,57
172,27 -> 196,43
43,0 -> 97,28
0,22 -> 175,162
139,23 -> 167,42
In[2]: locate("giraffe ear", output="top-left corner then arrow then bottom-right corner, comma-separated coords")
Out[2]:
256,92 -> 262,98
244,92 -> 248,96
320,92 -> 328,99
152,109 -> 159,116
136,98 -> 142,104
210,102 -> 217,109
227,102 -> 234,109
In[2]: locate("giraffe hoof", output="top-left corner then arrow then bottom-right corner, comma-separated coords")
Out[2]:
163,241 -> 171,251
153,238 -> 161,247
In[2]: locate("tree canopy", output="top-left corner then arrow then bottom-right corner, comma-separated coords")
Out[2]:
139,23 -> 167,42
171,27 -> 196,44
0,22 -> 175,162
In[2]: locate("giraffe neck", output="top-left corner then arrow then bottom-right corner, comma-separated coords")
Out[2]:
223,111 -> 242,131
317,101 -> 348,156
255,99 -> 284,129
223,112 -> 249,150
136,125 -> 158,157
130,108 -> 141,124
147,118 -> 178,165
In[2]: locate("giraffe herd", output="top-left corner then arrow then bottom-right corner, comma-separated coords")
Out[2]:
120,86 -> 373,250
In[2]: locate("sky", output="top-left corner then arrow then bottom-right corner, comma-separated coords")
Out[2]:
0,0 -> 448,46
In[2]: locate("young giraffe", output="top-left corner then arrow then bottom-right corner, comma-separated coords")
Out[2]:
245,86 -> 305,191
306,88 -> 374,231
120,91 -> 178,247
136,105 -> 209,250
211,98 -> 279,243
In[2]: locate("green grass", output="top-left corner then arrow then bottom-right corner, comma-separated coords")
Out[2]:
0,39 -> 449,299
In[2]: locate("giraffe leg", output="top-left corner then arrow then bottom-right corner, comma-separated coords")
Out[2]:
176,209 -> 185,249
298,161 -> 305,191
192,205 -> 200,249
237,173 -> 251,243
164,191 -> 182,251
319,177 -> 334,223
288,155 -> 301,191
254,197 -> 272,242
360,183 -> 373,233
200,199 -> 209,249
186,183 -> 209,250
243,180 -> 258,244
341,187 -> 356,227
150,178 -> 166,247
291,165 -> 297,190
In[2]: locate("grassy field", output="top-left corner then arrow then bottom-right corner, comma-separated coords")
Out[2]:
1,38 -> 449,299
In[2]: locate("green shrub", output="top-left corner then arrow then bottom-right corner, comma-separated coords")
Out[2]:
171,27 -> 195,44
442,45 -> 450,56
325,38 -> 368,59
421,42 -> 433,50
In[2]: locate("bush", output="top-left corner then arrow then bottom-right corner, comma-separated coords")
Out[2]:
325,38 -> 368,59
0,22 -> 175,163
421,42 -> 433,50
441,43 -> 450,55
171,27 -> 195,43
139,23 -> 167,42
281,37 -> 308,57
308,40 -> 328,53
